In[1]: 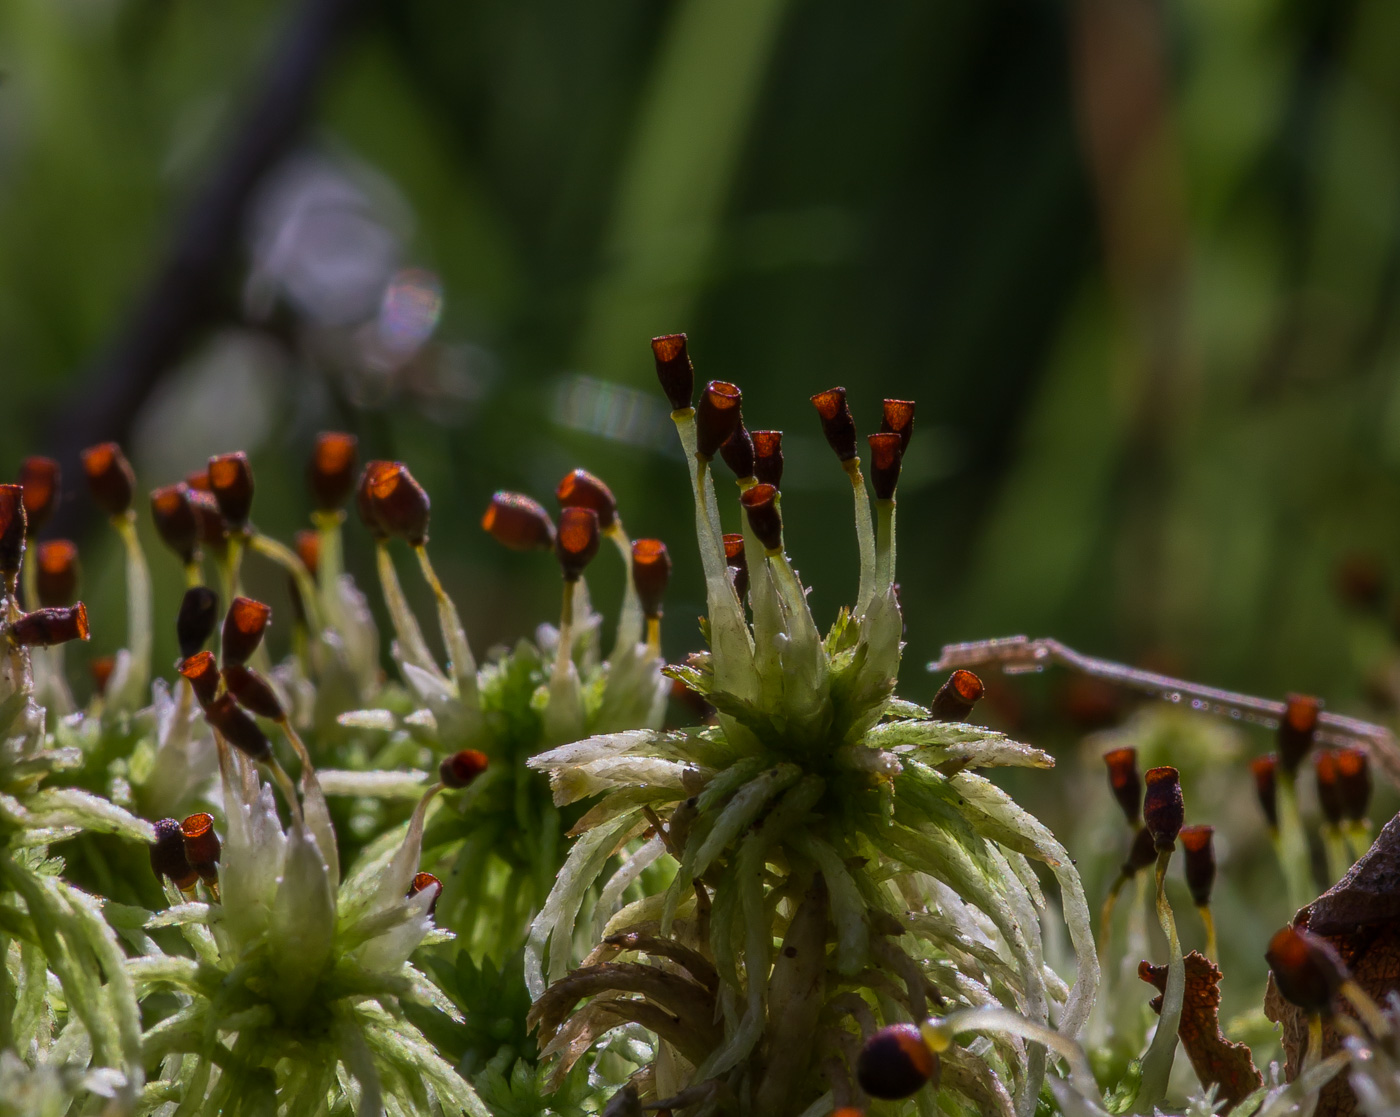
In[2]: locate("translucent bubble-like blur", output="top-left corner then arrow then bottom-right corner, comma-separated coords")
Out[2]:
550,374 -> 675,453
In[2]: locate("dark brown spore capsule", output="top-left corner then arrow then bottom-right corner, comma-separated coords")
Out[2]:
1143,766 -> 1184,851
366,461 -> 430,545
308,432 -> 358,511
694,381 -> 743,460
931,670 -> 984,723
356,461 -> 393,540
180,813 -> 221,884
90,655 -> 115,697
651,333 -> 694,412
176,586 -> 219,659
81,443 -> 136,516
1266,926 -> 1348,1015
185,469 -> 211,492
178,651 -> 221,709
409,871 -> 443,915
222,664 -> 286,721
1178,825 -> 1216,907
751,430 -> 784,488
35,540 -> 78,607
294,530 -> 320,579
719,423 -> 755,480
188,489 -> 227,549
810,387 -> 858,461
556,469 -> 618,531
18,457 -> 60,533
208,452 -> 254,529
9,603 -> 90,648
740,483 -> 783,551
482,492 -> 556,551
1103,747 -> 1143,826
1278,693 -> 1321,774
1314,750 -> 1344,826
0,485 -> 27,579
723,533 -> 749,602
1251,754 -> 1279,828
222,596 -> 271,666
856,1022 -> 937,1100
439,749 -> 489,788
205,693 -> 272,761
150,484 -> 200,564
631,539 -> 671,619
867,432 -> 904,501
1123,824 -> 1158,876
150,818 -> 199,891
880,399 -> 916,453
556,507 -> 601,582
1334,747 -> 1371,822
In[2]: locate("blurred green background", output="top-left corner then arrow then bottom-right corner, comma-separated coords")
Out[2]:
6,0 -> 1400,740
6,0 -> 1400,1068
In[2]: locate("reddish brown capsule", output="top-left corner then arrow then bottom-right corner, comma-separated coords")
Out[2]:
408,871 -> 443,915
177,586 -> 219,659
204,692 -> 272,761
222,596 -> 271,666
482,492 -> 556,551
188,489 -> 227,548
651,333 -> 694,412
724,533 -> 749,602
751,430 -> 784,488
185,469 -> 212,492
90,655 -> 115,697
1314,750 -> 1344,826
719,424 -> 755,480
931,670 -> 984,723
365,461 -> 430,545
694,381 -> 743,461
1251,754 -> 1279,829
1178,825 -> 1216,907
867,432 -> 904,501
1143,766 -> 1184,851
294,530 -> 320,579
180,813 -> 221,885
35,540 -> 79,608
556,469 -> 618,531
8,603 -> 89,648
308,432 -> 358,511
556,507 -> 601,582
150,818 -> 198,891
1103,747 -> 1142,826
857,1022 -> 937,1100
222,664 -> 285,721
81,443 -> 135,516
880,399 -> 916,453
740,483 -> 782,552
810,387 -> 857,461
150,484 -> 200,564
1123,824 -> 1158,876
0,485 -> 26,579
631,539 -> 671,619
1334,747 -> 1371,822
439,749 -> 489,788
208,452 -> 254,529
178,651 -> 220,709
1266,925 -> 1348,1015
17,457 -> 60,533
1278,693 -> 1321,773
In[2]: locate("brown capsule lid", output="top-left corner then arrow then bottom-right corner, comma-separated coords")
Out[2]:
178,650 -> 221,708
867,432 -> 904,501
651,333 -> 694,411
294,529 -> 320,578
17,457 -> 60,532
366,461 -> 430,546
880,399 -> 916,452
555,506 -> 601,581
556,469 -> 618,531
308,432 -> 358,511
694,381 -> 743,460
751,430 -> 784,488
81,443 -> 136,516
1102,746 -> 1142,826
